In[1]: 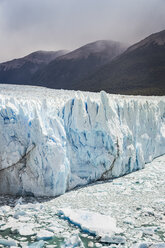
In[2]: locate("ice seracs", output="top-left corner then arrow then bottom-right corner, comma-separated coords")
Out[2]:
0,84 -> 165,196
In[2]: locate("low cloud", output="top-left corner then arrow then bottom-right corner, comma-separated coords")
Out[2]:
0,0 -> 165,62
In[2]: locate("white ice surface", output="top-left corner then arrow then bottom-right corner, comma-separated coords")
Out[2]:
0,84 -> 165,196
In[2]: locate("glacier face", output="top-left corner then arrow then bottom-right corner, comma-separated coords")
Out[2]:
0,85 -> 165,196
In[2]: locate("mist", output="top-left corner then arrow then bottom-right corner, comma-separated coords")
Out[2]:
0,0 -> 165,62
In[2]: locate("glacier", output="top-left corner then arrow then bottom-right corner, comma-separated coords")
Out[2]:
0,84 -> 165,196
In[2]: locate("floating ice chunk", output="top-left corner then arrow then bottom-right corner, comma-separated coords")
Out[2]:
13,210 -> 26,219
95,243 -> 102,247
88,241 -> 94,247
62,234 -> 84,248
141,227 -> 158,235
132,244 -> 149,248
0,238 -> 17,247
57,208 -> 120,237
18,226 -> 36,236
28,240 -> 45,248
4,219 -> 37,236
15,197 -> 23,206
36,230 -> 54,240
47,224 -> 64,234
100,235 -> 126,244
123,217 -> 135,225
0,205 -> 11,214
151,244 -> 165,248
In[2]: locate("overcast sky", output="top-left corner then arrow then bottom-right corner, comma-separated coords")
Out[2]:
0,0 -> 165,62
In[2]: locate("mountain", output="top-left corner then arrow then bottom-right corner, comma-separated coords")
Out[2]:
1,31 -> 164,96
0,50 -> 68,85
32,40 -> 128,89
80,30 -> 165,95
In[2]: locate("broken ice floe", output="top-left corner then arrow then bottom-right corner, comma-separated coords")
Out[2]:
57,208 -> 123,244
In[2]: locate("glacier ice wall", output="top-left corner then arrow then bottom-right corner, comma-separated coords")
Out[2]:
0,85 -> 165,196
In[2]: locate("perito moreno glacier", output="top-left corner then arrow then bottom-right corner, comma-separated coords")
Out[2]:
0,84 -> 165,197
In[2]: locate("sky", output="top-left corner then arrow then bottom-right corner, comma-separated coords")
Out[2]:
0,0 -> 165,62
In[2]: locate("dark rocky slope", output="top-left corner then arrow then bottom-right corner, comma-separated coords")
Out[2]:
32,40 -> 127,89
0,50 -> 68,85
80,30 -> 165,95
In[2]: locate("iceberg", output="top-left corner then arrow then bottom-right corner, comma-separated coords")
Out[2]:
57,208 -> 119,237
0,84 -> 165,196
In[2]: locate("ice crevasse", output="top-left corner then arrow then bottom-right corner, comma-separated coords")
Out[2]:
0,85 -> 165,196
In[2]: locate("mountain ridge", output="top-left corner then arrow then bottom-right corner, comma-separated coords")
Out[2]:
0,30 -> 165,95
78,30 -> 165,95
127,29 -> 165,53
32,40 -> 128,89
0,50 -> 69,71
0,50 -> 69,84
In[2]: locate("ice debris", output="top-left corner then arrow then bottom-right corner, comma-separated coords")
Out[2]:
0,238 -> 17,247
62,234 -> 84,248
132,243 -> 165,248
28,240 -> 45,248
36,230 -> 54,241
